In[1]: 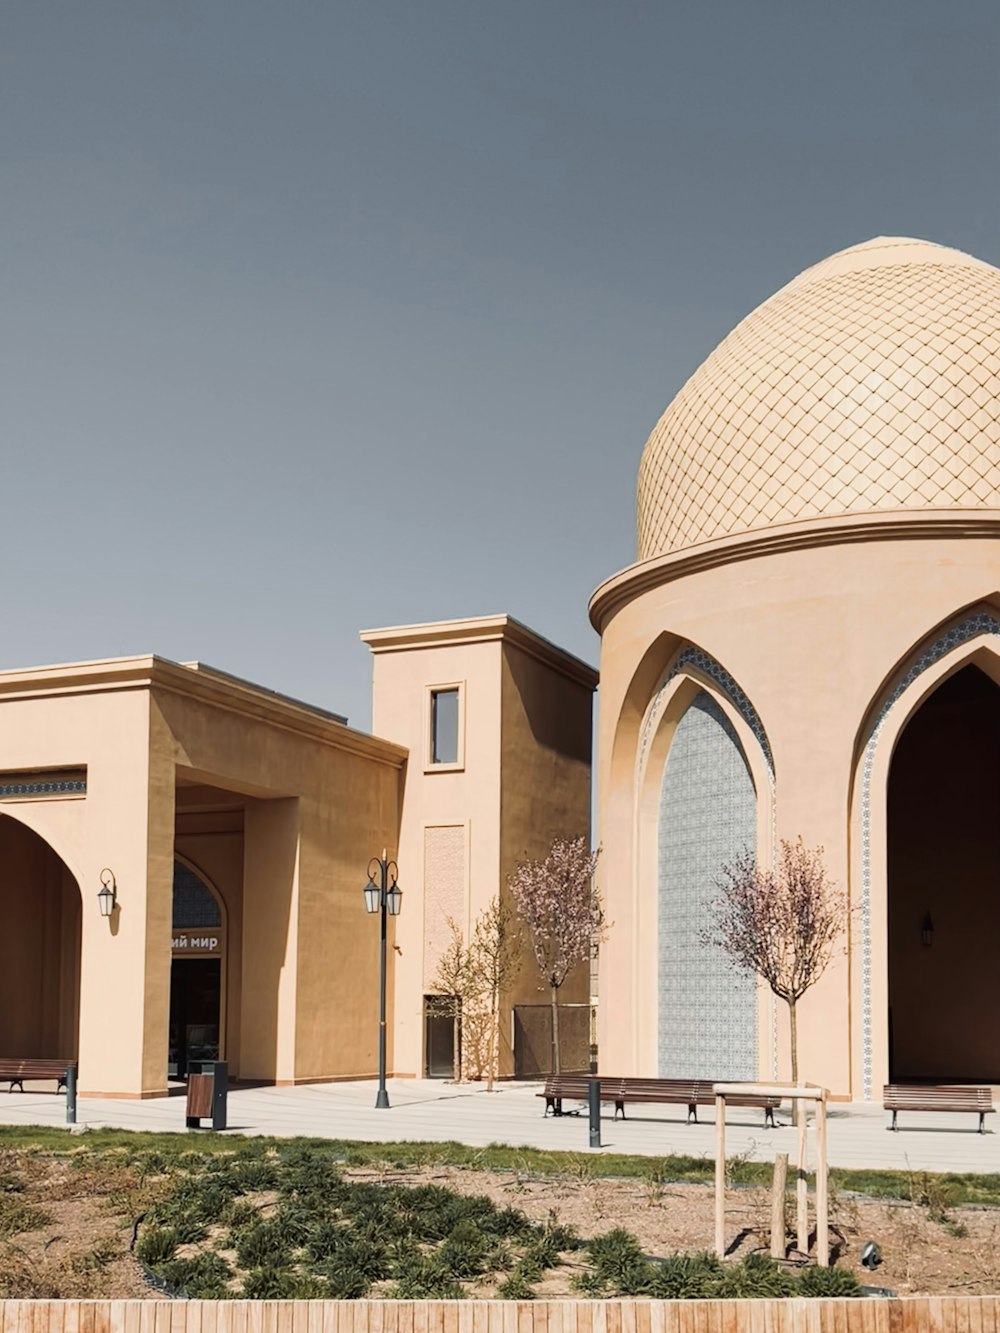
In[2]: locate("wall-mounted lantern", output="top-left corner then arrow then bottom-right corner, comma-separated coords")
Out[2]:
98,868 -> 117,918
921,913 -> 934,948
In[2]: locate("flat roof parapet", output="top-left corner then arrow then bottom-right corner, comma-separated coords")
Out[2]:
360,614 -> 599,691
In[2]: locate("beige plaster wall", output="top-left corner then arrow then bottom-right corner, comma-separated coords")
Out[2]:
0,685 -> 164,1096
0,662 -> 403,1098
368,639 -> 503,1077
150,687 -> 403,1087
499,642 -> 593,1059
594,528 -> 1000,1098
367,624 -> 596,1079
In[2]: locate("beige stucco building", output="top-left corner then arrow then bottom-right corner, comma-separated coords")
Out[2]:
592,236 -> 1000,1099
0,619 -> 594,1098
10,232 -> 1000,1105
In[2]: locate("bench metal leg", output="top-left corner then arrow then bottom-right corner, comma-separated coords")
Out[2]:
615,1100 -> 625,1120
764,1107 -> 775,1129
687,1103 -> 698,1124
8,1080 -> 23,1094
980,1112 -> 986,1134
890,1109 -> 898,1131
65,1064 -> 77,1126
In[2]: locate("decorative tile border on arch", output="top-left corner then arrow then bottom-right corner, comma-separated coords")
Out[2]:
859,611 -> 1000,1099
638,645 -> 778,1077
638,646 -> 775,781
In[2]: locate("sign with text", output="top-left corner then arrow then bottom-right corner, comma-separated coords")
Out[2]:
172,928 -> 224,956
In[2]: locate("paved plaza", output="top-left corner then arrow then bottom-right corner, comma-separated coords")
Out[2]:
0,1079 -> 996,1175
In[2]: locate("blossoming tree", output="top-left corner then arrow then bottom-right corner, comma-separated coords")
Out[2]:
707,837 -> 849,1086
508,836 -> 605,1075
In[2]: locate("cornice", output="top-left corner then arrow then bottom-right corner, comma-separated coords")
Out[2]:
361,614 -> 598,691
0,655 -> 407,768
590,508 -> 1000,632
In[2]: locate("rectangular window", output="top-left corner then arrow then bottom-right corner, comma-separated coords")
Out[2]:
430,688 -> 460,764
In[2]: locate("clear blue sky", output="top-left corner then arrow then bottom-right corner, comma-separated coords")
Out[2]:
3,2 -> 998,729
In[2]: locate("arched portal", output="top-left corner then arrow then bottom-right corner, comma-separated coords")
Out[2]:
169,859 -> 226,1078
658,690 -> 757,1078
888,664 -> 1000,1081
0,816 -> 81,1059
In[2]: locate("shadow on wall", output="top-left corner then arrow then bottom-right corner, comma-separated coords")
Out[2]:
504,648 -> 592,763
0,815 -> 81,1060
239,797 -> 298,1083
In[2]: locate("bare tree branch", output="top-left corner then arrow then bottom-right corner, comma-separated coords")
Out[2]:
704,837 -> 850,1084
508,836 -> 606,1074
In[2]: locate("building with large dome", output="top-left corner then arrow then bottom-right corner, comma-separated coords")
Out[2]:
591,236 -> 1000,1099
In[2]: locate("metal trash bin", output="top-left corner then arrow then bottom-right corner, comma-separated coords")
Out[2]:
185,1060 -> 227,1130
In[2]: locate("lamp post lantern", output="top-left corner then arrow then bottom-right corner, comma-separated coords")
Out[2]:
363,851 -> 401,1109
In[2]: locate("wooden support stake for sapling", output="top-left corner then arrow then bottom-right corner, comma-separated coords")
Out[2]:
770,1152 -> 788,1259
796,1099 -> 809,1254
714,1093 -> 726,1259
815,1098 -> 829,1266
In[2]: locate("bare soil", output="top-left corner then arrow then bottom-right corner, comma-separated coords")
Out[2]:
1,1151 -> 998,1299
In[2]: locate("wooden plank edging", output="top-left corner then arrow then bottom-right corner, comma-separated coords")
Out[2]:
1,1302 -> 999,1333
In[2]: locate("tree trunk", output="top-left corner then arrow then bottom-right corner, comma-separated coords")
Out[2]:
550,985 -> 561,1075
486,992 -> 498,1092
788,997 -> 802,1132
788,997 -> 799,1085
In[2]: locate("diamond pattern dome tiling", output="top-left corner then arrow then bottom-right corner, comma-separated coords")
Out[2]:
637,237 -> 1000,560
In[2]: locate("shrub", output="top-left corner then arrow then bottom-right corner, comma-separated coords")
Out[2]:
388,1252 -> 467,1299
321,1265 -> 372,1299
496,1272 -> 536,1300
312,1232 -> 391,1282
584,1228 -> 652,1294
235,1221 -> 293,1270
135,1226 -> 178,1265
229,1160 -> 278,1193
0,1195 -> 50,1238
225,1199 -> 259,1231
715,1252 -> 796,1299
157,1253 -> 233,1299
797,1265 -> 861,1298
571,1270 -> 608,1296
647,1253 -> 724,1300
241,1267 -> 326,1299
438,1237 -> 490,1278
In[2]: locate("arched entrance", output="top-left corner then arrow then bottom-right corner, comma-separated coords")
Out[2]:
169,859 -> 226,1078
0,816 -> 81,1060
888,664 -> 1000,1081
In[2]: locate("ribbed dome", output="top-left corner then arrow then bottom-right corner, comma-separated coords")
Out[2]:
637,237 -> 1000,560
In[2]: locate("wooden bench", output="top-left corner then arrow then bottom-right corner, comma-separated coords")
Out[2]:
883,1084 -> 994,1133
539,1075 -> 781,1127
0,1058 -> 75,1094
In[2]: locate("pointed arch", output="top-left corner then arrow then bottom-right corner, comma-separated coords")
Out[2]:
630,642 -> 775,1077
853,604 -> 1000,1097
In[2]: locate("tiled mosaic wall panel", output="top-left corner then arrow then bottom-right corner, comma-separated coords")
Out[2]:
422,824 -> 466,989
658,691 -> 757,1078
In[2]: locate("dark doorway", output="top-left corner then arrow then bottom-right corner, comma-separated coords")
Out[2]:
424,996 -> 455,1078
888,664 -> 1000,1081
169,958 -> 221,1079
0,817 -> 80,1061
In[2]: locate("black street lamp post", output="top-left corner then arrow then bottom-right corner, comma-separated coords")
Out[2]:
364,851 -> 402,1109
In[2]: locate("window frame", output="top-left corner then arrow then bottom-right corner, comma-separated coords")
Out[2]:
425,681 -> 466,772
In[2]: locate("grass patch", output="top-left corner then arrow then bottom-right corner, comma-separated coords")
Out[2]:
3,1125 -> 1000,1209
